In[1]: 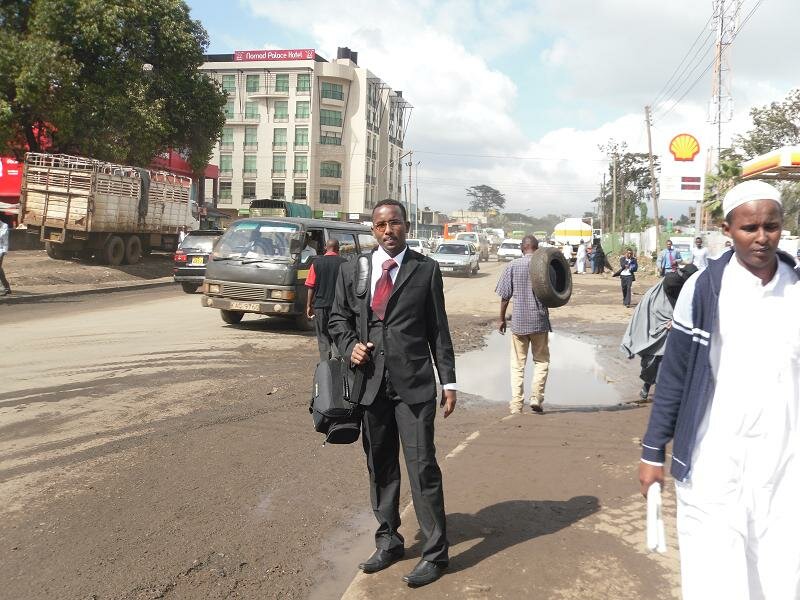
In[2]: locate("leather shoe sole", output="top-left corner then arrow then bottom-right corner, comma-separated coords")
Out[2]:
402,559 -> 447,587
359,549 -> 404,574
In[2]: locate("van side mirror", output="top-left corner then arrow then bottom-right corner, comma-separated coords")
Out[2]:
289,237 -> 303,254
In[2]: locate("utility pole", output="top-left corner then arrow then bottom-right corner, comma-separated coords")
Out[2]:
645,105 -> 660,241
620,166 -> 626,245
611,154 -> 618,236
406,150 -> 413,225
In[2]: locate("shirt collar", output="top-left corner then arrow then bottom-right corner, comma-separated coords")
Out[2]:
323,251 -> 338,256
374,244 -> 407,268
728,254 -> 783,293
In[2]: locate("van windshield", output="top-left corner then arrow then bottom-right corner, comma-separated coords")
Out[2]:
212,220 -> 303,261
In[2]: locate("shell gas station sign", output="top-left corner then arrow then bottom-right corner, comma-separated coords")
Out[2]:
659,132 -> 706,202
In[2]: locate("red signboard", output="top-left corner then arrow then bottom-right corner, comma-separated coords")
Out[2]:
234,48 -> 315,62
0,157 -> 23,199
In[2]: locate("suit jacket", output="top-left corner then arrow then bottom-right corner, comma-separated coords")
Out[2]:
328,248 -> 456,406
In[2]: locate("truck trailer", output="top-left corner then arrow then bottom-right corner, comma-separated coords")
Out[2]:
20,152 -> 197,265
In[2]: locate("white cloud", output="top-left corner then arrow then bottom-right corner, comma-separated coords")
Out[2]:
240,0 -> 798,218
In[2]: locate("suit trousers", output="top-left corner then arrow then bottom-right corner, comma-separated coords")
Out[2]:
361,372 -> 449,564
313,307 -> 337,361
0,254 -> 9,291
620,274 -> 633,307
510,332 -> 550,413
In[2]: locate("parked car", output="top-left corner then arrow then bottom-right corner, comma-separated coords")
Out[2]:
173,230 -> 224,293
406,238 -> 430,256
431,241 -> 480,277
497,238 -> 523,261
455,232 -> 490,261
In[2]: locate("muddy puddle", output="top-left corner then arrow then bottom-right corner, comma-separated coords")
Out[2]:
456,331 -> 621,409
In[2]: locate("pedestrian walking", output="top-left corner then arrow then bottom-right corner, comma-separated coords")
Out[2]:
575,239 -> 587,274
495,235 -> 551,415
657,239 -> 681,276
587,244 -> 596,274
639,180 -> 800,599
0,219 -> 11,296
614,248 -> 638,307
690,236 -> 709,271
329,199 -> 456,588
178,226 -> 187,244
561,242 -> 572,263
304,238 -> 347,361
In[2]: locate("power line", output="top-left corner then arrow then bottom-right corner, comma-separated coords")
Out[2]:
651,15 -> 714,107
413,150 -> 607,162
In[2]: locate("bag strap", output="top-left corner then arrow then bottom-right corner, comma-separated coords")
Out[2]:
347,255 -> 371,413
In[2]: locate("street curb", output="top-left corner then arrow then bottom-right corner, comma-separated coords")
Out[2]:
0,279 -> 176,305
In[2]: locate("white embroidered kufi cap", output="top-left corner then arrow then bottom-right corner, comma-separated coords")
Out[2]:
723,180 -> 782,217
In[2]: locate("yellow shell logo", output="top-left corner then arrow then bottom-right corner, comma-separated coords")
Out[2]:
669,134 -> 700,162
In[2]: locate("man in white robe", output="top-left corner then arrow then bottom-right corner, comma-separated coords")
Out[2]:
574,239 -> 587,274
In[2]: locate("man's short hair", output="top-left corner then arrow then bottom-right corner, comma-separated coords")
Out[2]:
326,238 -> 340,251
666,239 -> 673,244
625,247 -> 633,252
521,235 -> 538,250
372,199 -> 407,222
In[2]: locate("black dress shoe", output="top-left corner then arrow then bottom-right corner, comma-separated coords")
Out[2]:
358,549 -> 404,574
402,559 -> 447,587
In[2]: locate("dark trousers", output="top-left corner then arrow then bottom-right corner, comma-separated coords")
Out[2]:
361,374 -> 448,564
313,307 -> 336,361
0,254 -> 9,291
620,275 -> 633,306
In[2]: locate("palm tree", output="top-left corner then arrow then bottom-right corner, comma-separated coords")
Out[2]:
704,160 -> 742,221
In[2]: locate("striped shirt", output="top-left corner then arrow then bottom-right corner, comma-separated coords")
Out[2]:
495,254 -> 551,335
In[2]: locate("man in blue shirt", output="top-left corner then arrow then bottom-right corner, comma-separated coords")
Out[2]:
657,239 -> 681,276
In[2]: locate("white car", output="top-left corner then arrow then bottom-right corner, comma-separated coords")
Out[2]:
497,238 -> 522,261
431,241 -> 480,276
406,238 -> 430,256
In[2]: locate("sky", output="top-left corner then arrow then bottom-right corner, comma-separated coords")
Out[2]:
185,0 -> 797,219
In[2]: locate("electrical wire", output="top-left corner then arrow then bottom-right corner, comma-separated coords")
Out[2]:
651,15 -> 714,107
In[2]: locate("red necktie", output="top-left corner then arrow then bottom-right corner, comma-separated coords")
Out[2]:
371,258 -> 398,320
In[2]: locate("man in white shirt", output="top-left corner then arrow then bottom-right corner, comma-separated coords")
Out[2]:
0,220 -> 11,296
690,237 -> 709,271
639,180 -> 800,599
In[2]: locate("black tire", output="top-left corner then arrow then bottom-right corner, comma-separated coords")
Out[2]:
466,266 -> 473,278
124,235 -> 142,265
220,309 -> 244,324
104,235 -> 125,266
529,247 -> 573,308
181,282 -> 200,294
75,248 -> 93,261
294,312 -> 314,331
45,241 -> 69,260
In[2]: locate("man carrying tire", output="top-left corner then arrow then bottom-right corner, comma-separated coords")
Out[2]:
496,235 -> 551,414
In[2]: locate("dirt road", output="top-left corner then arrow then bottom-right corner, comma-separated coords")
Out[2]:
0,260 -> 678,599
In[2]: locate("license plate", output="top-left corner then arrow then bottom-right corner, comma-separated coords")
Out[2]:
191,256 -> 205,265
440,267 -> 453,272
230,301 -> 260,311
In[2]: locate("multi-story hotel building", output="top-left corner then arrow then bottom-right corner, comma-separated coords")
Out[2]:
200,47 -> 410,220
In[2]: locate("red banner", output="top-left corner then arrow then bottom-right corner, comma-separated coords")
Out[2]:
234,48 -> 315,62
0,157 -> 22,199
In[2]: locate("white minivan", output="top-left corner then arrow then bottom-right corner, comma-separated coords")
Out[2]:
497,238 -> 523,261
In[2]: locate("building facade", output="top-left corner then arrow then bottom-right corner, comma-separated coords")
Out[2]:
200,47 -> 410,221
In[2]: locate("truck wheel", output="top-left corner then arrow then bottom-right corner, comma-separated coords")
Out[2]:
104,236 -> 125,266
294,312 -> 314,331
181,282 -> 200,294
529,247 -> 573,308
45,241 -> 69,260
124,235 -> 142,265
220,309 -> 244,324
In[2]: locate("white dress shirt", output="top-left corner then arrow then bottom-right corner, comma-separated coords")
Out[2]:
691,246 -> 709,271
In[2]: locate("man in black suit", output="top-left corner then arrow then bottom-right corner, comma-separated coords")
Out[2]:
329,199 -> 457,587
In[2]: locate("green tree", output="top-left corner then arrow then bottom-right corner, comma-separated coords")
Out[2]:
0,0 -> 226,172
703,154 -> 742,222
734,88 -> 800,158
466,184 -> 506,214
597,140 -> 656,232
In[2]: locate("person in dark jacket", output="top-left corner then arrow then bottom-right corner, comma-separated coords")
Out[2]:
638,180 -> 800,599
591,238 -> 610,274
615,248 -> 638,307
305,238 -> 347,361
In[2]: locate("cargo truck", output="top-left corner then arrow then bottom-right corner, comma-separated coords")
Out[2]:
20,153 -> 197,265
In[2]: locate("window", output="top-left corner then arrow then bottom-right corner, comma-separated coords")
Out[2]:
272,154 -> 286,174
274,100 -> 288,121
243,155 -> 257,174
224,100 -> 234,119
246,74 -> 259,93
294,127 -> 309,148
320,161 -> 341,178
245,101 -> 259,120
358,233 -> 378,254
219,154 -> 232,173
296,73 -> 310,92
320,188 -> 340,204
222,74 -> 236,93
219,181 -> 232,201
294,155 -> 308,174
220,128 -> 233,149
272,182 -> 285,199
244,126 -> 258,149
329,231 -> 356,255
273,128 -> 287,149
320,132 -> 341,145
242,182 -> 256,199
275,73 -> 289,93
293,181 -> 307,200
296,101 -> 310,119
320,109 -> 342,127
321,81 -> 344,100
